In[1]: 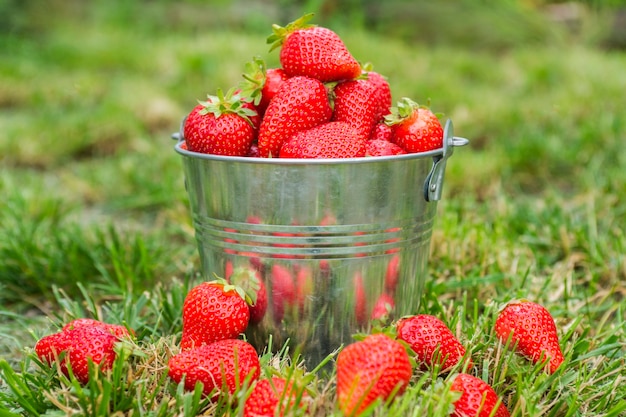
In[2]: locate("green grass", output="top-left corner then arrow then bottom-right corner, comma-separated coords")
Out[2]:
1,1 -> 625,416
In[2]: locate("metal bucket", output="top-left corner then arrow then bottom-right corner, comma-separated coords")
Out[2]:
173,119 -> 467,366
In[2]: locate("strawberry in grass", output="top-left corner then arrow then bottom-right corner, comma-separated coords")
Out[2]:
450,373 -> 510,417
494,300 -> 564,374
336,333 -> 412,416
396,314 -> 472,372
244,376 -> 310,417
257,75 -> 332,157
183,88 -> 258,156
35,326 -> 120,384
180,280 -> 251,350
279,121 -> 367,159
384,98 -> 443,153
268,14 -> 361,83
168,338 -> 260,397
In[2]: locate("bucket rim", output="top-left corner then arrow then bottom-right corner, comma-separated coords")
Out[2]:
173,140 -> 442,165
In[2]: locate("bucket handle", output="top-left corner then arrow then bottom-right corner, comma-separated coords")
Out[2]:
424,119 -> 469,202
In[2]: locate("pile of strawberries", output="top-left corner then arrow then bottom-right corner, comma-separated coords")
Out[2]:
35,272 -> 564,417
181,14 -> 444,159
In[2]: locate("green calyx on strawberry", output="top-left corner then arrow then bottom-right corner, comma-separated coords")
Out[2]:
183,88 -> 259,156
180,279 -> 252,350
228,267 -> 268,325
197,88 -> 258,127
267,13 -> 316,52
238,57 -> 288,117
384,97 -> 444,154
267,13 -> 361,83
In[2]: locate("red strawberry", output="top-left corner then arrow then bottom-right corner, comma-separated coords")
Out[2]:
365,139 -> 407,157
364,70 -> 392,120
384,254 -> 400,294
369,122 -> 394,142
35,326 -> 119,384
180,280 -> 250,350
331,79 -> 380,141
295,265 -> 314,314
270,264 -> 297,323
243,376 -> 310,417
183,89 -> 258,156
353,271 -> 368,327
229,266 -> 268,325
384,98 -> 443,153
268,14 -> 360,82
257,76 -> 332,157
396,315 -> 472,371
168,339 -> 260,397
450,373 -> 510,417
279,121 -> 367,159
62,318 -> 134,339
494,300 -> 564,373
336,333 -> 412,416
371,292 -> 395,322
239,57 -> 289,117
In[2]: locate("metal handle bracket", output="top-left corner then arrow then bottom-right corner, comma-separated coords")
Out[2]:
424,119 -> 469,202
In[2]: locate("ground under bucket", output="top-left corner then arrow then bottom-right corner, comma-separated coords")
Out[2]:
174,119 -> 467,366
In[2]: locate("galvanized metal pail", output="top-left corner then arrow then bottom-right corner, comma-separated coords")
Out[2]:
173,120 -> 467,365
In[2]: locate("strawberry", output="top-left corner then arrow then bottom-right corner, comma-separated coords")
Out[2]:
62,318 -> 134,339
168,339 -> 260,397
183,89 -> 258,156
268,14 -> 360,83
371,292 -> 395,322
364,70 -> 392,120
396,315 -> 472,371
353,271 -> 368,327
369,122 -> 394,142
243,376 -> 310,417
331,79 -> 380,141
295,265 -> 314,314
336,333 -> 412,416
229,266 -> 268,325
384,255 -> 400,294
365,139 -> 407,157
450,373 -> 510,417
239,56 -> 289,117
257,75 -> 332,157
384,98 -> 443,153
279,121 -> 367,159
180,280 -> 250,350
494,300 -> 564,373
35,326 -> 119,384
270,264 -> 296,323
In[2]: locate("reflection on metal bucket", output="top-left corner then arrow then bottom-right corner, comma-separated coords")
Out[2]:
174,119 -> 467,366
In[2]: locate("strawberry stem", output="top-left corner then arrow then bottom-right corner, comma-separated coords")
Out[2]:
266,13 -> 316,52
